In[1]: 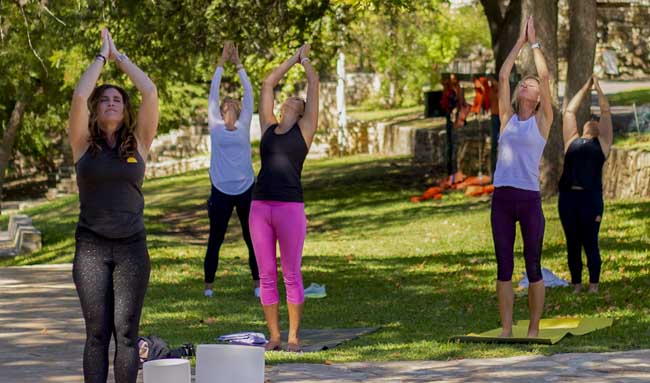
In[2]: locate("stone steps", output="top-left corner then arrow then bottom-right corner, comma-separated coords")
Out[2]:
0,214 -> 42,258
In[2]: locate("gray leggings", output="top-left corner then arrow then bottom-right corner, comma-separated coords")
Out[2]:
73,226 -> 150,383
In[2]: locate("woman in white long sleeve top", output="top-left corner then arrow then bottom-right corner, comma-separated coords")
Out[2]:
203,42 -> 259,298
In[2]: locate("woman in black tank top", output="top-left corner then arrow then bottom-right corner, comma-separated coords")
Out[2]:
250,43 -> 319,352
559,75 -> 612,295
68,29 -> 158,383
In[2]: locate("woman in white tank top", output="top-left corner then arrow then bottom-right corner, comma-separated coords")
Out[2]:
491,16 -> 554,339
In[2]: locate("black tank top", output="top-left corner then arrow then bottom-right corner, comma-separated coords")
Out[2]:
253,123 -> 308,202
559,137 -> 606,192
76,139 -> 145,238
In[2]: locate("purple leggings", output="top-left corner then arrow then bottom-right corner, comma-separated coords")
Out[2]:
249,200 -> 306,305
491,187 -> 545,282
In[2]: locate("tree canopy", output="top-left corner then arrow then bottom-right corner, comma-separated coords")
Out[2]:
0,0 -> 490,199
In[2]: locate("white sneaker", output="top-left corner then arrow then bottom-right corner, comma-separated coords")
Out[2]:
204,289 -> 213,298
254,287 -> 261,298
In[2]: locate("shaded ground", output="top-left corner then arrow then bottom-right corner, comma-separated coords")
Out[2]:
2,265 -> 649,383
1,155 -> 650,366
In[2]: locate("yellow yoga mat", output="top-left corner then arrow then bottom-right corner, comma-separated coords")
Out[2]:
452,317 -> 613,344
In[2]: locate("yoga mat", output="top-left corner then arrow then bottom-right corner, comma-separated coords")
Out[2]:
452,317 -> 613,345
280,327 -> 381,352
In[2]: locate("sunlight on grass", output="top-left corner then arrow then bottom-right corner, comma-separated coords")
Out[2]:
348,105 -> 423,122
2,154 -> 649,364
609,88 -> 650,106
614,133 -> 650,152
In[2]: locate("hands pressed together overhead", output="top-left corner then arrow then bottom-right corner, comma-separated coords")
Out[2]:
219,41 -> 242,66
99,28 -> 124,63
517,16 -> 538,46
291,43 -> 311,66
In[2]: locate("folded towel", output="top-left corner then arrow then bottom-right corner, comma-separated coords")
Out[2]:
518,268 -> 569,289
217,332 -> 267,346
304,283 -> 327,298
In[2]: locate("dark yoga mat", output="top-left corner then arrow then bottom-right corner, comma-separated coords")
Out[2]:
280,327 -> 381,352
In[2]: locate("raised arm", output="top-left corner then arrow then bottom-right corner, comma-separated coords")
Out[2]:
563,76 -> 593,150
297,44 -> 319,149
107,31 -> 158,154
527,18 -> 553,139
498,19 -> 527,130
593,76 -> 613,157
208,44 -> 230,129
68,29 -> 109,162
259,49 -> 301,134
232,45 -> 254,129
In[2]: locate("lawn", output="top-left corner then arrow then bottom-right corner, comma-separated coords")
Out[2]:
614,133 -> 650,152
609,88 -> 650,106
2,154 -> 649,364
348,105 -> 423,122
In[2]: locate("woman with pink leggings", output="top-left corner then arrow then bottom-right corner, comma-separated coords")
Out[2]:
251,43 -> 319,352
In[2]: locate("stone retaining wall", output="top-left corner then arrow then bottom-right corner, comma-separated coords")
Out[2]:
359,117 -> 649,199
359,117 -> 492,176
603,147 -> 650,198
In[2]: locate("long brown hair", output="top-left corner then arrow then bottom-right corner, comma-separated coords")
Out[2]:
87,84 -> 137,159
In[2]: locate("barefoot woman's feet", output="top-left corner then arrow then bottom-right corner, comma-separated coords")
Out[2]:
573,284 -> 582,294
285,341 -> 302,353
588,283 -> 599,294
264,338 -> 282,351
498,330 -> 513,338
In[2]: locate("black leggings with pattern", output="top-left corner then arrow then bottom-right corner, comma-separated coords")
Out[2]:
73,226 -> 150,383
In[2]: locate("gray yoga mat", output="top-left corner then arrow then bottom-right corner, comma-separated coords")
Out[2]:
280,327 -> 381,352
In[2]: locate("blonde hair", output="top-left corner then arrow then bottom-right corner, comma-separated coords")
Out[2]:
220,97 -> 241,117
512,74 -> 541,114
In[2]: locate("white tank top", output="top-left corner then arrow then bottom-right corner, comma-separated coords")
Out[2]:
493,114 -> 547,191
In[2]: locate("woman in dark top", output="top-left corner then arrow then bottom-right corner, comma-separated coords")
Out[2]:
250,43 -> 319,352
560,75 -> 612,294
68,29 -> 158,383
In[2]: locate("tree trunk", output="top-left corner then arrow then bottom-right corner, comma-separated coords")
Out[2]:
0,98 -> 28,216
481,0 -> 522,74
521,0 -> 562,196
564,0 -> 597,130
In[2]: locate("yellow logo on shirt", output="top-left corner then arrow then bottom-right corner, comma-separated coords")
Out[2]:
127,156 -> 138,163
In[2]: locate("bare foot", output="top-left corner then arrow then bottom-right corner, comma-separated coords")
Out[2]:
285,342 -> 302,353
588,283 -> 598,294
264,339 -> 282,351
527,327 -> 539,338
573,284 -> 582,294
498,330 -> 513,338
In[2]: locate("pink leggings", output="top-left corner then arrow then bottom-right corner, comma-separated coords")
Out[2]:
249,200 -> 306,305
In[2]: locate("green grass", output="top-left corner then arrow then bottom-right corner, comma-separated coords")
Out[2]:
614,133 -> 650,152
609,88 -> 650,106
348,105 -> 423,122
2,154 -> 650,364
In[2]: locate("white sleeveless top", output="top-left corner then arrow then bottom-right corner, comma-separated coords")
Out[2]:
208,66 -> 255,195
493,114 -> 547,191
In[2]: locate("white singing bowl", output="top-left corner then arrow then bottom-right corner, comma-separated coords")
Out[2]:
196,344 -> 265,383
143,358 -> 191,383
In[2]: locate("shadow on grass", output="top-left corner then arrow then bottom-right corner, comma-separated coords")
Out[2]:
142,244 -> 650,362
3,155 -> 650,363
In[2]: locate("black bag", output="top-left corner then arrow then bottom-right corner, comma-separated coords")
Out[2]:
138,335 -> 195,368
